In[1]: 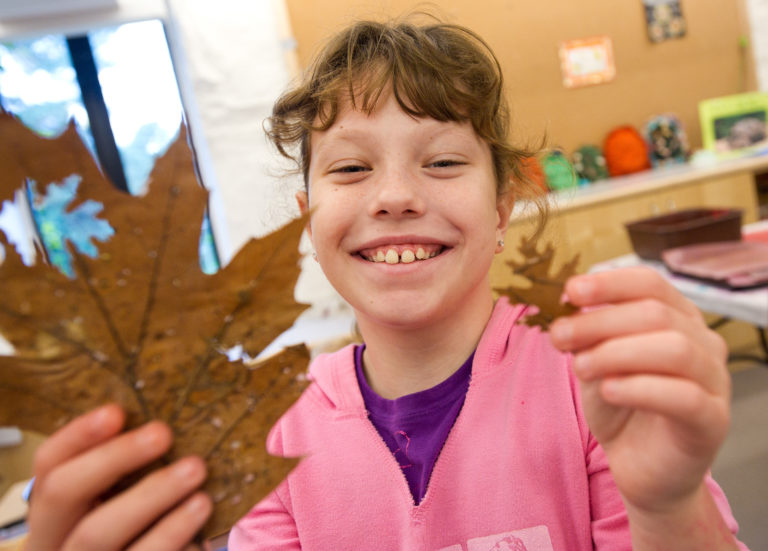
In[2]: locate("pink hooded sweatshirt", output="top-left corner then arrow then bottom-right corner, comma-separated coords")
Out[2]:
229,299 -> 745,550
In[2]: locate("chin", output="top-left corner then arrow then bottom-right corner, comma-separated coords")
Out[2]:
351,295 -> 449,331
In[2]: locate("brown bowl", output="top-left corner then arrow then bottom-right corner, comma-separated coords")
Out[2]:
625,208 -> 742,260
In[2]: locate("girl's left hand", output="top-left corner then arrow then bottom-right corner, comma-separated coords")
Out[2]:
549,267 -> 731,514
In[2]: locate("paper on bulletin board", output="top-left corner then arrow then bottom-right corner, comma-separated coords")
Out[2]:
558,36 -> 616,89
643,0 -> 687,43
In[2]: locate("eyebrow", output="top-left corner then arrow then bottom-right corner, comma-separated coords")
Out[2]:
310,131 -> 368,164
316,121 -> 478,153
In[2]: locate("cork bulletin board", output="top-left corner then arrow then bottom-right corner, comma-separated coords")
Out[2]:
284,0 -> 756,155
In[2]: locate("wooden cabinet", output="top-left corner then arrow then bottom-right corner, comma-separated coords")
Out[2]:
490,163 -> 763,289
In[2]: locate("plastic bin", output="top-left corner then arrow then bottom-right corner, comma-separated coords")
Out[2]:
625,208 -> 742,260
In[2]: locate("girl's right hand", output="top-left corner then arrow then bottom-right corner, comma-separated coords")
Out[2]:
23,404 -> 212,551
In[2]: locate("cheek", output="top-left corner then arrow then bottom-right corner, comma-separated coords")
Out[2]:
308,211 -> 331,252
306,198 -> 349,253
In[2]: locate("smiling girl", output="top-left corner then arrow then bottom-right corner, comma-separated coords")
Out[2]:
226,16 -> 746,550
20,14 -> 746,551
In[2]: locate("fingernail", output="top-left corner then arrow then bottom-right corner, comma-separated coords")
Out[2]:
602,378 -> 621,398
570,277 -> 595,300
91,404 -> 112,426
573,353 -> 590,375
550,319 -> 572,344
186,493 -> 211,516
90,404 -> 118,436
137,422 -> 167,449
174,456 -> 204,480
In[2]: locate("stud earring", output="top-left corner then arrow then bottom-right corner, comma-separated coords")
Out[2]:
312,251 -> 318,261
497,239 -> 504,248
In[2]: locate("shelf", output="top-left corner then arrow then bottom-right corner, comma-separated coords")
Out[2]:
511,151 -> 768,220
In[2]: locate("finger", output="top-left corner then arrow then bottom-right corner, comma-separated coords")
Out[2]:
577,377 -> 631,443
571,330 -> 729,395
63,456 -> 207,550
551,298 -> 726,358
32,404 -> 125,481
599,374 -> 731,453
127,492 -> 212,551
29,421 -> 172,550
565,267 -> 701,318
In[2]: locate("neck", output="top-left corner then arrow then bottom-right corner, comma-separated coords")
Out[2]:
356,290 -> 495,400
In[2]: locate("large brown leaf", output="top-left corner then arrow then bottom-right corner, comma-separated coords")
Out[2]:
494,234 -> 579,330
0,111 -> 310,538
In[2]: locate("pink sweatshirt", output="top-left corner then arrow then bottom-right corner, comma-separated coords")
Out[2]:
229,299 -> 744,550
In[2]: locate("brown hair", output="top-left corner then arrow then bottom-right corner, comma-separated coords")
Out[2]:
266,14 -> 546,210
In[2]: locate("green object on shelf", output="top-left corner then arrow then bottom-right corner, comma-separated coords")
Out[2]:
542,150 -> 577,191
572,145 -> 609,185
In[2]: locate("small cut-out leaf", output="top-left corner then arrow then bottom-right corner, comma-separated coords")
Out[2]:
28,174 -> 115,277
0,111 -> 310,539
494,234 -> 579,330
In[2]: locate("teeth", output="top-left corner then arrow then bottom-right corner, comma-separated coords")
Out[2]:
364,246 -> 442,263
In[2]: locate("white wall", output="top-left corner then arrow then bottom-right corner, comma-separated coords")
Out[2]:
168,0 -> 298,250
746,0 -> 768,91
166,0 -> 344,315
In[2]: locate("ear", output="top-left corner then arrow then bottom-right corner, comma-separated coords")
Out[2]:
296,190 -> 309,214
495,190 -> 514,235
295,190 -> 312,241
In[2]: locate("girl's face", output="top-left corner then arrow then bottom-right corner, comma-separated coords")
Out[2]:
301,92 -> 511,331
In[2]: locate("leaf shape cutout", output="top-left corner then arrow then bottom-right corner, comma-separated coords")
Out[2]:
494,233 -> 580,330
0,111 -> 310,539
27,174 -> 115,277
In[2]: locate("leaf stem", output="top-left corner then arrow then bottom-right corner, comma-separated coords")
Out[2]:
72,253 -> 130,359
131,184 -> 178,383
70,253 -> 154,420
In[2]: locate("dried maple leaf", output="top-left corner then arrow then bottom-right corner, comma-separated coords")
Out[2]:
494,234 -> 580,330
0,111 -> 310,539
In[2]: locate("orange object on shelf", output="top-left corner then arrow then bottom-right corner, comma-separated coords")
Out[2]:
520,156 -> 548,193
603,125 -> 652,176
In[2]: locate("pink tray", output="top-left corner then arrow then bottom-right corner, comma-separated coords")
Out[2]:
662,241 -> 768,289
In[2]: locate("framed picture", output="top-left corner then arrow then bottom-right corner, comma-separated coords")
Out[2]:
643,0 -> 687,43
558,36 -> 616,89
699,92 -> 768,154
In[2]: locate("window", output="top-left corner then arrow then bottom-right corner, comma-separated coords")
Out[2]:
0,18 -> 220,274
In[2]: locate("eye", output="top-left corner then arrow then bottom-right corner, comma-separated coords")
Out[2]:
331,164 -> 370,174
427,159 -> 466,169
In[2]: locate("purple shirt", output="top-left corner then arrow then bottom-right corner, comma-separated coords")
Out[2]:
355,345 -> 473,504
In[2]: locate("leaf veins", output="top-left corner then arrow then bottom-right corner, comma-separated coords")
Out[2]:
0,111 -> 310,538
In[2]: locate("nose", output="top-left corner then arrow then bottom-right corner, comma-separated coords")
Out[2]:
368,166 -> 425,218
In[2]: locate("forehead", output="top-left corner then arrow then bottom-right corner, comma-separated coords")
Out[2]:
311,93 -> 484,157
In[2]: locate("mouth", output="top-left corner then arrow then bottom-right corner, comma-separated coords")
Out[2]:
356,243 -> 448,264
